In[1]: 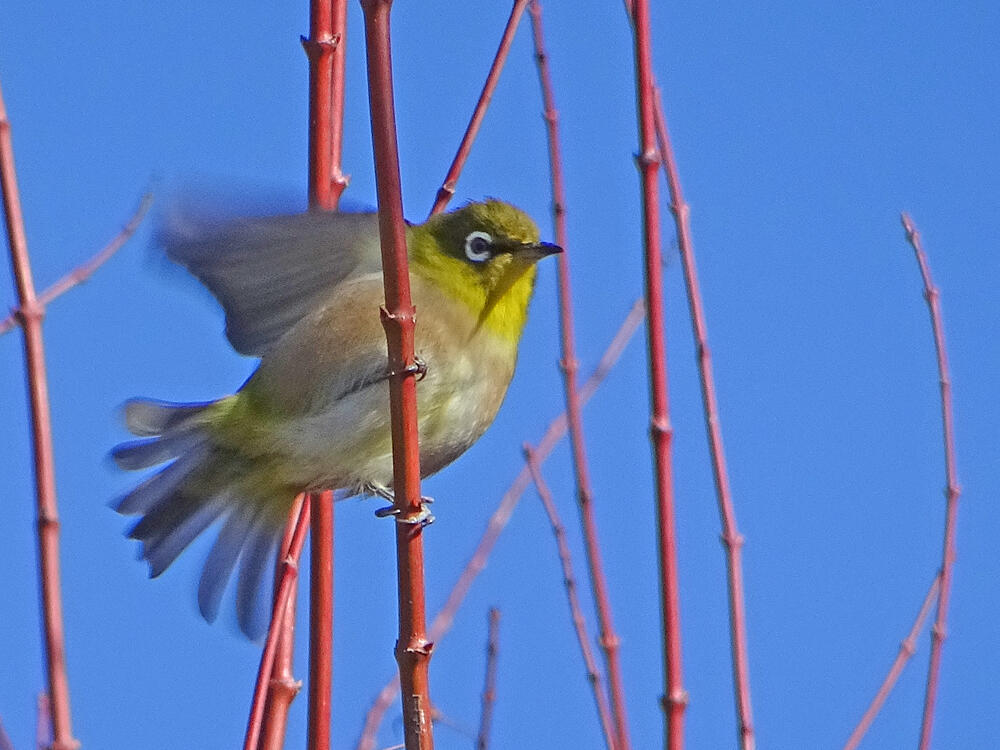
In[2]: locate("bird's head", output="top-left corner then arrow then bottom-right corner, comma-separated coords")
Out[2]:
409,199 -> 561,342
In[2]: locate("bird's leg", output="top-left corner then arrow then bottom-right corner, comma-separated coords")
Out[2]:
363,481 -> 435,526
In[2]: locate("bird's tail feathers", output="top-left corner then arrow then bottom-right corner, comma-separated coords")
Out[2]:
112,397 -> 289,639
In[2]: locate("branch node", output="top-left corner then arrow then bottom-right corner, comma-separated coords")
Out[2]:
268,675 -> 304,698
930,622 -> 948,641
598,633 -> 622,650
16,298 -> 45,324
649,415 -> 672,437
660,688 -> 690,709
635,147 -> 662,169
557,356 -> 578,375
720,530 -> 745,550
300,33 -> 341,61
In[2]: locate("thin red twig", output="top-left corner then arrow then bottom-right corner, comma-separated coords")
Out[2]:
355,299 -> 645,750
0,193 -> 152,336
243,495 -> 313,750
527,6 -> 632,748
308,491 -> 335,750
258,498 -> 306,750
628,2 -> 686,746
523,446 -> 617,750
0,80 -> 79,750
899,214 -> 962,750
302,0 -> 349,211
652,85 -> 754,750
328,0 -> 350,206
360,1 -> 434,748
428,0 -> 531,217
843,574 -> 941,750
475,609 -> 501,750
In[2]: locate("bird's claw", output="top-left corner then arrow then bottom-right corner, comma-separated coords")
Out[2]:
386,356 -> 428,382
364,482 -> 435,526
374,501 -> 435,527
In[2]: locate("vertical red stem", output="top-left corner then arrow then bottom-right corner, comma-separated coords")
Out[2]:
359,2 -> 434,748
301,3 -> 348,745
308,491 -> 335,750
0,82 -> 79,750
302,0 -> 348,211
900,214 -> 961,750
428,0 -> 531,217
354,301 -> 645,750
528,4 -> 631,748
628,2 -> 686,747
652,86 -> 754,750
843,574 -> 941,750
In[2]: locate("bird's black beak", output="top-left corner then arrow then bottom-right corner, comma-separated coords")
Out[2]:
518,241 -> 563,260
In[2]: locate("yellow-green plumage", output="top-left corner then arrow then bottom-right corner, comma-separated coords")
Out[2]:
112,199 -> 558,638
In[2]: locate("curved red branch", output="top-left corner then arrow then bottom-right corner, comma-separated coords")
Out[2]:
243,495 -> 312,750
900,214 -> 962,750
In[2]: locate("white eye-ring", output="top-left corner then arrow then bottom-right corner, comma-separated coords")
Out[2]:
464,231 -> 493,262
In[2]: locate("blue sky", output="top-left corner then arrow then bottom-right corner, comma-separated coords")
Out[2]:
2,2 -> 998,749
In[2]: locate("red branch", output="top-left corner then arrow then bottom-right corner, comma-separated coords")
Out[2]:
523,446 -> 617,750
628,1 -> 686,746
258,498 -> 307,750
302,2 -> 349,747
652,85 -> 755,749
843,574 -> 941,750
527,4 -> 631,748
428,0 -> 531,217
899,214 -> 962,750
0,81 -> 79,750
243,495 -> 313,750
475,609 -> 501,750
0,193 -> 151,336
302,0 -> 349,210
308,491 -> 335,750
355,299 -> 645,750
360,1 -> 434,748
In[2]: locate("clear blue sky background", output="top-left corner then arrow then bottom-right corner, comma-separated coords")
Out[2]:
1,2 -> 997,749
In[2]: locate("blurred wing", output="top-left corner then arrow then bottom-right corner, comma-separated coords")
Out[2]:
160,210 -> 384,356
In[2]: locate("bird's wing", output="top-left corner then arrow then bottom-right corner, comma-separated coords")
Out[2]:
161,210 -> 384,356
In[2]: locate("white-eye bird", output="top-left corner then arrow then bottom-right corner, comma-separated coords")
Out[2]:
112,199 -> 560,638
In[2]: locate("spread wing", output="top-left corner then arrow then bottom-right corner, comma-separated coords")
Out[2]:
160,209 -> 384,356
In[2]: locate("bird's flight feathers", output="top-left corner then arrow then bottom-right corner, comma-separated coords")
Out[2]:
160,210 -> 384,356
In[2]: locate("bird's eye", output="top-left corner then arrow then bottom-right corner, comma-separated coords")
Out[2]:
464,231 -> 493,262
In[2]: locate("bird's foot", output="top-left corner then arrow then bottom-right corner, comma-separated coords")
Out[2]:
386,356 -> 428,382
363,482 -> 435,527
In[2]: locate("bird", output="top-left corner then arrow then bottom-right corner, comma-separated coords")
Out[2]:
112,199 -> 561,638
